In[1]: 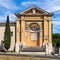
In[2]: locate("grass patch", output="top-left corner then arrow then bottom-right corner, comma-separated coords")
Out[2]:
0,55 -> 56,60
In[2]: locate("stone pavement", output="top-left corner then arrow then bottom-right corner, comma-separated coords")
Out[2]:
0,52 -> 60,59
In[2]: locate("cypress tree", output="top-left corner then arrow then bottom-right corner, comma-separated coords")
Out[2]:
4,15 -> 11,50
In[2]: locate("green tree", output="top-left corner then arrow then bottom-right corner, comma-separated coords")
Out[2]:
4,15 -> 11,50
52,33 -> 60,48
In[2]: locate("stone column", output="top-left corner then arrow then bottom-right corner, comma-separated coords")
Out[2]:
49,17 -> 52,43
44,16 -> 52,55
46,43 -> 52,55
43,16 -> 48,43
15,20 -> 20,53
48,17 -> 52,54
46,43 -> 49,55
21,16 -> 25,46
48,43 -> 52,54
40,30 -> 43,47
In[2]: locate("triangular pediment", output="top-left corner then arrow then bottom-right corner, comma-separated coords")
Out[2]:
20,6 -> 49,14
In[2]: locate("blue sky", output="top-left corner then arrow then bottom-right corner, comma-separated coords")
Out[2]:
0,0 -> 60,33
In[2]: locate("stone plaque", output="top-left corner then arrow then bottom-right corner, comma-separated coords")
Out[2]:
31,33 -> 37,41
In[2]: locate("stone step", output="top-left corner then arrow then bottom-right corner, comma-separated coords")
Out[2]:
22,46 -> 45,52
20,52 -> 45,55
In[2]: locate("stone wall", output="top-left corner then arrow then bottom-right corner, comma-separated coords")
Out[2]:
0,25 -> 16,51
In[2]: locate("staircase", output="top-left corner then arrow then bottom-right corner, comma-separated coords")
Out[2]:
22,46 -> 45,52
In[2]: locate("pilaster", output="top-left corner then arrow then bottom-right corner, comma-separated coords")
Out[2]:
21,16 -> 25,46
43,16 -> 48,43
15,19 -> 20,53
48,17 -> 52,43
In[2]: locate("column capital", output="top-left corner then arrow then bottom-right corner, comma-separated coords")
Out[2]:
21,16 -> 24,20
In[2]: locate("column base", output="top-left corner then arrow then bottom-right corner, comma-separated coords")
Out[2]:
15,42 -> 20,53
46,43 -> 53,55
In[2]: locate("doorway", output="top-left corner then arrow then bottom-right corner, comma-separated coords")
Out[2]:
37,32 -> 40,46
31,32 -> 40,46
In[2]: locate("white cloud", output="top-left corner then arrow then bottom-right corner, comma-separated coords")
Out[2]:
0,0 -> 19,10
53,22 -> 60,33
44,0 -> 60,12
53,17 -> 60,21
0,0 -> 17,22
52,20 -> 60,33
6,11 -> 16,21
0,16 -> 6,22
20,0 -> 60,12
0,11 -> 16,22
52,6 -> 60,11
52,16 -> 60,33
47,6 -> 60,12
52,17 -> 60,25
21,1 -> 41,6
52,21 -> 60,25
